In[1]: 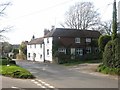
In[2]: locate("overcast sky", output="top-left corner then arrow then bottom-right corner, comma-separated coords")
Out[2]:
0,0 -> 119,44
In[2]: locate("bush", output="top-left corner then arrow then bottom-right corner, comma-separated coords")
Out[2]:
9,60 -> 16,65
0,59 -> 9,65
98,35 -> 111,52
57,52 -> 71,64
82,52 -> 102,60
0,57 -> 16,65
103,37 -> 120,68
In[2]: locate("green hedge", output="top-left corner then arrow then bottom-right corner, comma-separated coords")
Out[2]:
103,37 -> 120,68
98,35 -> 111,52
0,57 -> 16,65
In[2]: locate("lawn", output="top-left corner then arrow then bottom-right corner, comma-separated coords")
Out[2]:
0,58 -> 35,79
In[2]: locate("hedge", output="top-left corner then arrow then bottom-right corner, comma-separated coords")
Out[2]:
103,37 -> 120,68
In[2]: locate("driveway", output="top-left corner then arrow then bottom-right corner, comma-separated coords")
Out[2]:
16,60 -> 118,88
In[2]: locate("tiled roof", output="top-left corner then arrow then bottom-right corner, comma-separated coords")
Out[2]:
44,28 -> 101,38
28,37 -> 44,45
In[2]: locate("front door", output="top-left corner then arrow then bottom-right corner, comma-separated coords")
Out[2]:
33,53 -> 36,61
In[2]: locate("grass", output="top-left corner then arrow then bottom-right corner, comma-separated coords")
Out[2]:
0,65 -> 35,79
63,59 -> 102,66
0,58 -> 35,79
97,64 -> 120,75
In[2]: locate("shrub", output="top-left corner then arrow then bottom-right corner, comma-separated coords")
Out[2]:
97,64 -> 120,75
0,59 -> 9,65
0,57 -> 16,65
103,36 -> 120,68
98,35 -> 111,52
57,52 -> 71,64
9,60 -> 16,65
82,52 -> 102,60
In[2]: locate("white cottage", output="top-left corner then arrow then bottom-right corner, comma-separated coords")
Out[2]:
27,37 -> 44,62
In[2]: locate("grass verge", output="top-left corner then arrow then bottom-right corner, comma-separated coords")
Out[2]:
0,65 -> 35,79
0,58 -> 35,79
97,64 -> 120,75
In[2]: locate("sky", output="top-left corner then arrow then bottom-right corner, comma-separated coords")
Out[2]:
0,0 -> 119,44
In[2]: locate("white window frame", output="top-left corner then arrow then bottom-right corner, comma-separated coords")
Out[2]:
40,44 -> 42,48
75,38 -> 80,43
47,38 -> 49,43
58,48 -> 66,54
40,54 -> 42,58
47,49 -> 49,55
86,47 -> 91,54
86,38 -> 91,43
30,45 -> 32,48
94,47 -> 99,52
34,44 -> 36,48
76,48 -> 83,56
28,53 -> 30,58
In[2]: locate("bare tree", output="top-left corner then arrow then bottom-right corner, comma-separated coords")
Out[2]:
97,20 -> 112,35
62,2 -> 100,30
0,1 -> 11,40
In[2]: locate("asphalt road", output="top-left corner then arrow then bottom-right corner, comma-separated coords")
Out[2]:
15,60 -> 118,88
1,75 -> 42,89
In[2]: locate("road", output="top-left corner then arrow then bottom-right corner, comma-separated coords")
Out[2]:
1,75 -> 43,89
14,60 -> 118,88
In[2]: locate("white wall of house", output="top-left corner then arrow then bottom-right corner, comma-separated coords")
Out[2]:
27,44 -> 44,62
44,37 -> 53,62
118,1 -> 120,22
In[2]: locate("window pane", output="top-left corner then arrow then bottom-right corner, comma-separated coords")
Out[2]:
47,49 -> 49,55
47,38 -> 49,43
86,38 -> 91,42
86,47 -> 91,53
75,38 -> 80,43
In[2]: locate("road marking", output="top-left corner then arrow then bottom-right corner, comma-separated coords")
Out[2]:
31,79 -> 56,88
37,79 -> 55,88
11,86 -> 18,88
37,83 -> 46,88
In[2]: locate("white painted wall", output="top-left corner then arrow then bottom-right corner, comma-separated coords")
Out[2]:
27,44 -> 44,62
44,37 -> 53,62
118,1 -> 120,33
118,1 -> 120,22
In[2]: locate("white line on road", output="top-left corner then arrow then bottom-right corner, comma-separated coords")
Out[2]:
11,86 -> 18,88
37,79 -> 55,88
31,79 -> 56,88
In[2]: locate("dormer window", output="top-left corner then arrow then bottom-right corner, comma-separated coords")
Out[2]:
75,38 -> 80,43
